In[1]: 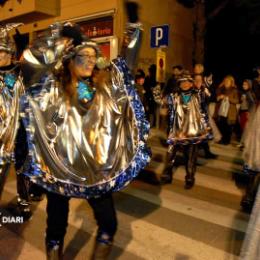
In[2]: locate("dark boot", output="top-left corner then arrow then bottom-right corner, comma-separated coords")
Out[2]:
185,174 -> 195,189
46,239 -> 63,260
202,142 -> 217,159
241,173 -> 259,212
17,197 -> 32,221
184,145 -> 197,189
204,151 -> 218,159
160,167 -> 173,184
91,232 -> 113,260
160,149 -> 177,185
16,172 -> 32,220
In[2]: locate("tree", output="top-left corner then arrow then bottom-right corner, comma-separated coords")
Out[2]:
176,0 -> 195,8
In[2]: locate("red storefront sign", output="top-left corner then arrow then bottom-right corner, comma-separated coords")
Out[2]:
79,16 -> 113,39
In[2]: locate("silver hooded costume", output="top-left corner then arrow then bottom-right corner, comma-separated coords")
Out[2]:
0,23 -> 24,197
20,22 -> 150,198
167,89 -> 212,145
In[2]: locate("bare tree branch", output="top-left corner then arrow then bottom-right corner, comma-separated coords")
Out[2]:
207,0 -> 231,19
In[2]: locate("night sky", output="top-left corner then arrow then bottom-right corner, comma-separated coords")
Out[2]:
204,0 -> 260,84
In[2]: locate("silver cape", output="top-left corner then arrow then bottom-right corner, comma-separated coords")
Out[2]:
0,68 -> 24,164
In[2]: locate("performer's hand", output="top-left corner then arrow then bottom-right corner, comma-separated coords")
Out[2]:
125,1 -> 139,23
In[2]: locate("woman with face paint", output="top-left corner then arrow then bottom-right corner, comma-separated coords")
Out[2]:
20,1 -> 150,259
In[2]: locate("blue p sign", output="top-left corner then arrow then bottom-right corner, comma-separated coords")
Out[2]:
151,25 -> 169,48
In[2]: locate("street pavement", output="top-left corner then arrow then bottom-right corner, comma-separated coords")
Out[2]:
0,128 -> 250,260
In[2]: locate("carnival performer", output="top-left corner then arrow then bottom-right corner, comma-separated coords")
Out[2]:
20,1 -> 150,259
240,95 -> 260,211
160,71 -> 212,188
0,23 -> 33,219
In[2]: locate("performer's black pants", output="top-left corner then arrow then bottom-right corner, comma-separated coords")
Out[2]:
46,192 -> 117,242
14,120 -> 44,202
164,144 -> 198,180
0,120 -> 28,200
14,120 -> 30,202
0,164 -> 10,199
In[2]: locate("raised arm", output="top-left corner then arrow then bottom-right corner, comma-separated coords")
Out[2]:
20,23 -> 68,87
120,1 -> 142,70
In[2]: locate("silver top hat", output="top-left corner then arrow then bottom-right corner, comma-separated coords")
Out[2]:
177,70 -> 194,83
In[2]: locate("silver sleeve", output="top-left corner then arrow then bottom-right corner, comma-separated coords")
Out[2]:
120,22 -> 143,71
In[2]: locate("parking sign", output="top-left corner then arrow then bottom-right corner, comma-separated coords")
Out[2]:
151,25 -> 169,48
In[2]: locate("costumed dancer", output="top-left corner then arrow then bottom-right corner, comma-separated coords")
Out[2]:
160,71 -> 212,188
240,95 -> 260,211
0,23 -> 32,219
20,1 -> 150,259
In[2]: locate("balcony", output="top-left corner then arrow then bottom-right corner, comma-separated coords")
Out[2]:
0,0 -> 60,23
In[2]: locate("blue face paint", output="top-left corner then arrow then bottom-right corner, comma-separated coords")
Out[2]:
74,55 -> 86,67
74,54 -> 97,67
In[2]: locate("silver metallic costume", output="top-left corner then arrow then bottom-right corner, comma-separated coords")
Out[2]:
20,22 -> 150,198
160,80 -> 212,188
168,90 -> 212,145
0,23 -> 24,198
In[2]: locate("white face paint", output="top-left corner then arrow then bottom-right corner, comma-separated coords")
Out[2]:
73,47 -> 97,78
0,50 -> 11,67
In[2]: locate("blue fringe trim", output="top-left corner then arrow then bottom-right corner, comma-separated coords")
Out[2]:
167,132 -> 214,146
167,91 -> 213,146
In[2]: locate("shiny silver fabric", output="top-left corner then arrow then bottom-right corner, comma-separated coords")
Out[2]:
169,94 -> 210,143
27,64 -> 138,186
121,22 -> 142,71
21,21 -> 144,190
0,23 -> 23,53
0,73 -> 23,163
0,70 -> 24,198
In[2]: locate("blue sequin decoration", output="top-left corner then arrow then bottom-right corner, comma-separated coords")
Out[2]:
4,74 -> 16,90
181,93 -> 191,104
77,81 -> 95,101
